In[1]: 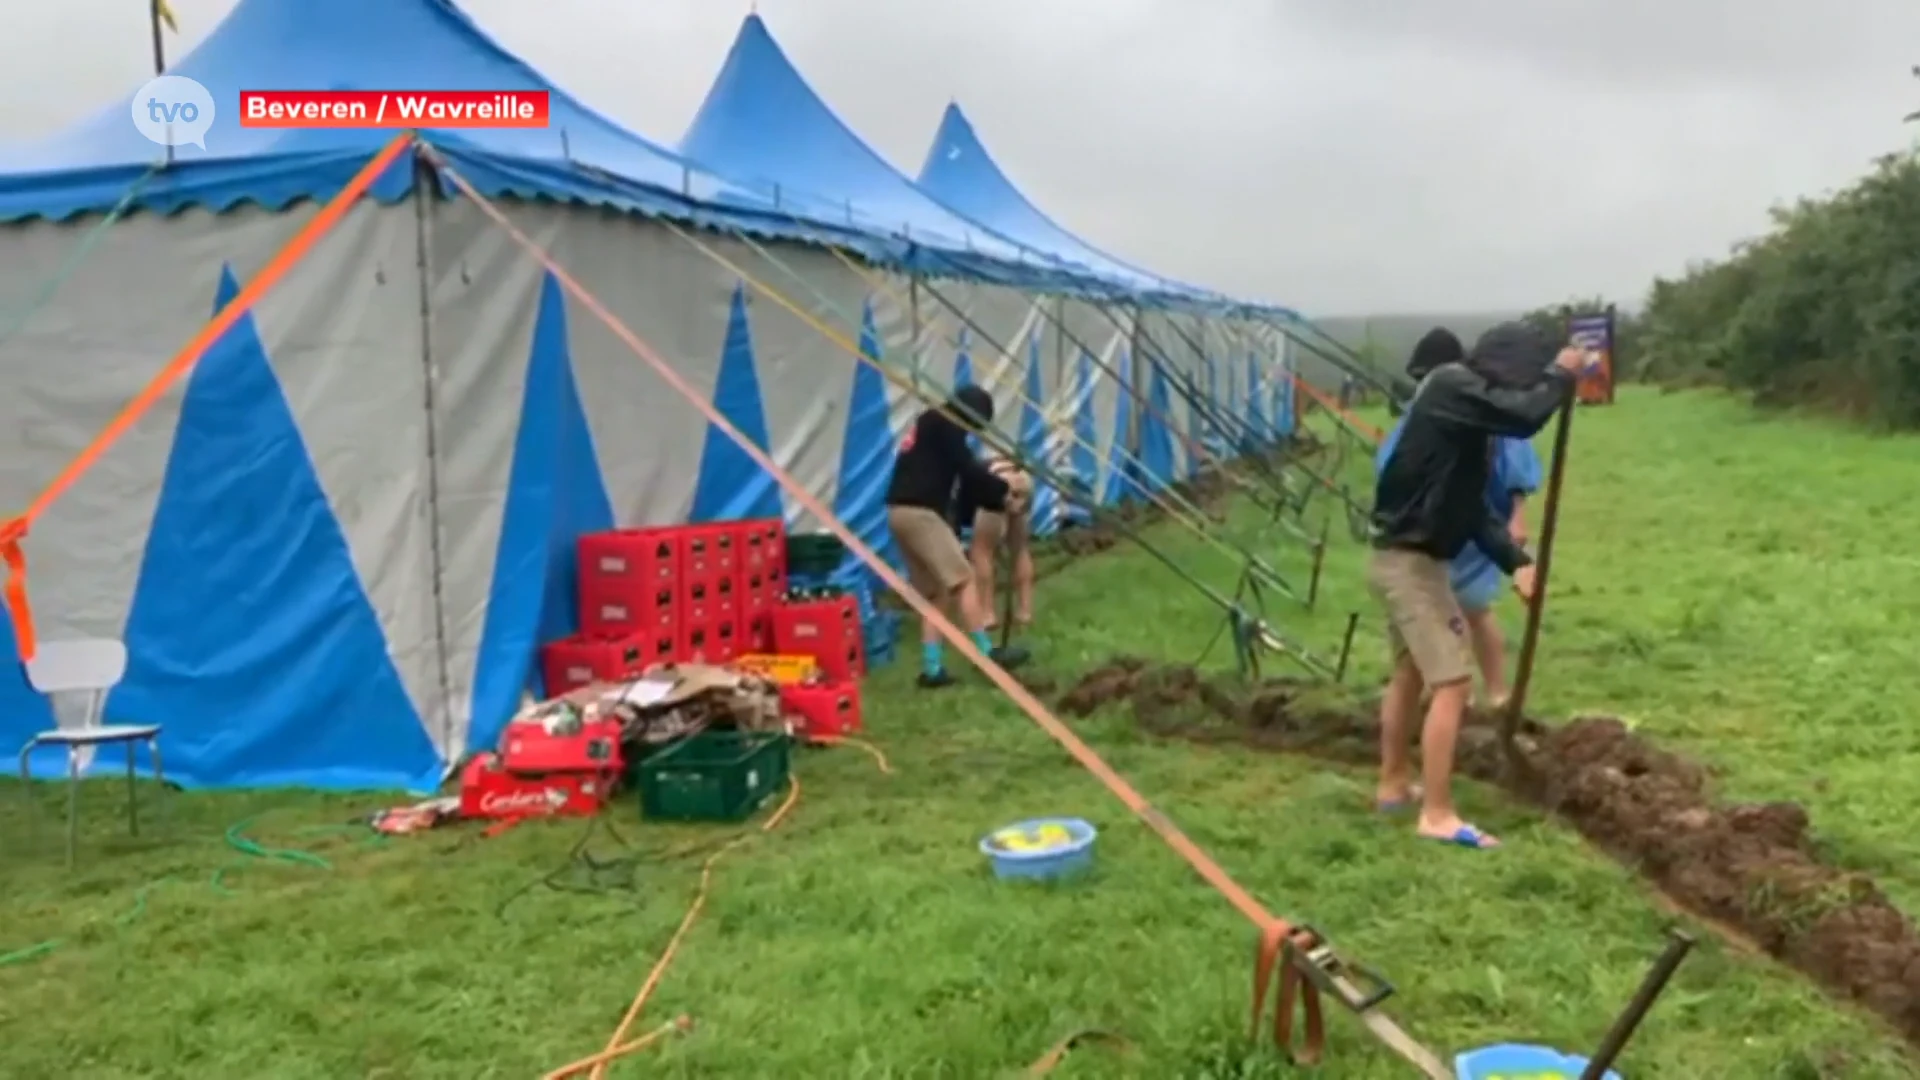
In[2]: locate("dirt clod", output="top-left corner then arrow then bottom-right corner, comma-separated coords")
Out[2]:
1054,658 -> 1920,1045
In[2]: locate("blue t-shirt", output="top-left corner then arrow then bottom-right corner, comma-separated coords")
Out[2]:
1375,421 -> 1543,596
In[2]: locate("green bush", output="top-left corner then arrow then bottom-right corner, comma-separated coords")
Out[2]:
1627,149 -> 1920,426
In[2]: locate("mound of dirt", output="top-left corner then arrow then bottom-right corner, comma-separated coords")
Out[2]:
1055,659 -> 1920,1044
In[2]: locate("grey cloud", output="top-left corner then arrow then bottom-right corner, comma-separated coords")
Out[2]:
4,0 -> 1916,315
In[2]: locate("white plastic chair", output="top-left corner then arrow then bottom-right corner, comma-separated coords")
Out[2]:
16,639 -> 164,867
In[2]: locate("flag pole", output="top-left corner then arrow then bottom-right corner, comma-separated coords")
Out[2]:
149,1 -> 167,74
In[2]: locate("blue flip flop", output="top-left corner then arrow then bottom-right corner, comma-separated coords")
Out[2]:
1423,824 -> 1499,849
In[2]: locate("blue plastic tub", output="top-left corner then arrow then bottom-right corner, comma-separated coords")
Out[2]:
1455,1044 -> 1621,1079
979,817 -> 1098,881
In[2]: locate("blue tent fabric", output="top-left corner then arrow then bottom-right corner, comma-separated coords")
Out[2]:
1185,358 -> 1205,478
1102,352 -> 1136,505
953,329 -> 975,390
1246,353 -> 1270,445
1272,368 -> 1295,438
467,272 -> 613,755
690,285 -> 784,523
676,16 -> 1112,293
1140,364 -> 1177,491
915,103 -> 1210,304
832,300 -> 902,575
1018,334 -> 1058,534
105,266 -> 441,791
1065,352 -> 1099,525
0,0 -> 879,244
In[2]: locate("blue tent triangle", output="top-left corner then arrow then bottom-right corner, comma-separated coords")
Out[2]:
1203,355 -> 1225,456
0,613 -> 55,765
832,299 -> 901,575
468,272 -> 615,755
1184,356 -> 1205,478
1140,361 -> 1176,492
1273,364 -> 1295,438
691,284 -> 784,523
953,328 -> 975,389
1018,333 -> 1057,534
1102,350 -> 1136,505
1247,353 -> 1270,446
106,266 -> 441,791
951,328 -> 981,453
1065,351 -> 1099,525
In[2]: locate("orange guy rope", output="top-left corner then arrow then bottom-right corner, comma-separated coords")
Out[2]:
0,133 -> 414,661
426,147 -> 1447,1077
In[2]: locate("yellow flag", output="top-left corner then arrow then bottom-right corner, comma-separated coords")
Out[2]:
153,0 -> 178,33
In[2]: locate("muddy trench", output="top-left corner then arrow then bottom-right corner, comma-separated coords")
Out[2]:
1056,658 -> 1920,1046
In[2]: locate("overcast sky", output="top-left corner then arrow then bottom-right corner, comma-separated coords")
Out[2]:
5,0 -> 1917,316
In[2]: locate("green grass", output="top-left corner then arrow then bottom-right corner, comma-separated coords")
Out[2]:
3,386 -> 1919,1077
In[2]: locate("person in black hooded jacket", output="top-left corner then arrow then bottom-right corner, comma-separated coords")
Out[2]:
1366,322 -> 1587,850
885,385 -> 1029,687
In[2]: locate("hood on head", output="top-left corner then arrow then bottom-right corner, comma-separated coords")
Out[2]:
1467,322 -> 1555,388
950,384 -> 995,429
1407,327 -> 1465,381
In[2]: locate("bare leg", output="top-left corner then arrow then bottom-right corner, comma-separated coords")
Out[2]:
1376,655 -> 1423,803
969,535 -> 998,629
956,577 -> 990,634
1012,547 -> 1035,624
1463,608 -> 1509,708
1417,679 -> 1497,845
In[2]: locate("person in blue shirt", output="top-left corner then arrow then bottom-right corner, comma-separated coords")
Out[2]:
1376,332 -> 1544,711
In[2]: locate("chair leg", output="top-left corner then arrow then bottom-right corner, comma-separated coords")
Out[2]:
125,740 -> 139,838
65,747 -> 79,870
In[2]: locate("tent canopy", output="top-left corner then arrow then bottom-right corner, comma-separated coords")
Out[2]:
0,0 -> 873,257
679,15 -> 1133,297
916,103 -> 1207,303
917,102 -> 1296,320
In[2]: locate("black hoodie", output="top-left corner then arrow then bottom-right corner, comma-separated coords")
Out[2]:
1371,322 -> 1573,571
1387,327 -> 1466,416
885,385 -> 1011,514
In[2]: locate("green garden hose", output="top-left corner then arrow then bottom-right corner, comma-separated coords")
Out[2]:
1,814 -> 384,965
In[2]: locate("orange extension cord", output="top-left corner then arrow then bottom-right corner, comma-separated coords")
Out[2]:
542,736 -> 892,1079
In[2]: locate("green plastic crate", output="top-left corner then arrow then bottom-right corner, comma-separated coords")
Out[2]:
637,730 -> 791,823
784,532 -> 847,578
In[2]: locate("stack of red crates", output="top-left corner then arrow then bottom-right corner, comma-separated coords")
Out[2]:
538,517 -> 787,696
769,579 -> 866,741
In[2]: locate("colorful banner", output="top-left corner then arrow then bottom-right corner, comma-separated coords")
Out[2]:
1567,310 -> 1616,405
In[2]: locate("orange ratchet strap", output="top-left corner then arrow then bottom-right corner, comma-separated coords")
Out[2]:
0,133 -> 412,661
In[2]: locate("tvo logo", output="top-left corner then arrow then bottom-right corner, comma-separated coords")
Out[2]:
130,75 -> 215,149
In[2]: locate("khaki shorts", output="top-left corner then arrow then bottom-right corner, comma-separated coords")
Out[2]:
887,506 -> 973,599
1366,548 -> 1471,687
971,506 -> 1029,556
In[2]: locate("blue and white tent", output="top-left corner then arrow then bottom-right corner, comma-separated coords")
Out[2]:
0,0 -> 1297,791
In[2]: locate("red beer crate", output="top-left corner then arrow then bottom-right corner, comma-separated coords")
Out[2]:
680,618 -> 723,665
739,517 -> 785,573
580,580 -> 677,640
771,596 -> 862,681
779,680 -> 862,739
682,525 -> 740,582
539,630 -> 657,695
578,527 -> 681,588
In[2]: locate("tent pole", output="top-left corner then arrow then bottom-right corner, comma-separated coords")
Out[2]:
909,275 -> 923,381
410,159 -> 459,757
149,2 -> 167,75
